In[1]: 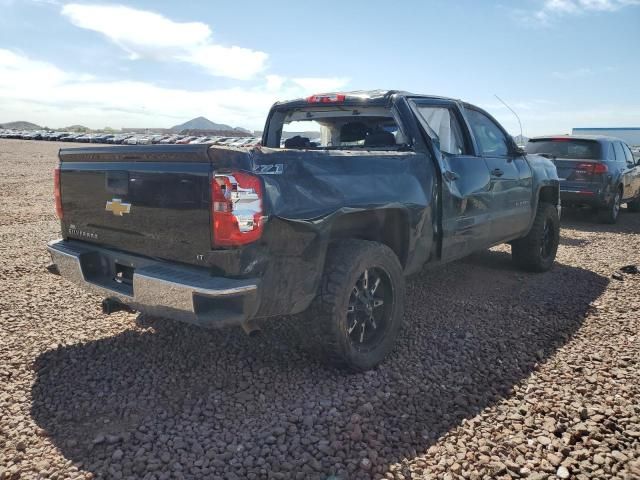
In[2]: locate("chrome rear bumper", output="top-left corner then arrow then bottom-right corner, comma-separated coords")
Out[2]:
47,239 -> 259,328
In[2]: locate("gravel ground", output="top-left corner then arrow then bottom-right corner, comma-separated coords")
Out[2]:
1,138 -> 639,480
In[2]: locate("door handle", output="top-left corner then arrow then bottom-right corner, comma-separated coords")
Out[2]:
491,168 -> 504,177
443,170 -> 459,181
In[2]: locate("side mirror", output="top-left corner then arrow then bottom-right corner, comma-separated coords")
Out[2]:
510,144 -> 526,156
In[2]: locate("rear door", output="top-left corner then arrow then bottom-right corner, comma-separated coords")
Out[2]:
59,145 -> 212,266
410,99 -> 493,261
463,107 -> 533,241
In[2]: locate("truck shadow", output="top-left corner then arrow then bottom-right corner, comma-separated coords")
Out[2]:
559,235 -> 590,247
30,251 -> 608,478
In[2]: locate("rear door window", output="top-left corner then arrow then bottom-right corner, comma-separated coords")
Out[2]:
414,106 -> 465,155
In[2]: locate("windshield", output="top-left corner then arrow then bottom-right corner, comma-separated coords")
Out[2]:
526,139 -> 601,159
264,106 -> 407,150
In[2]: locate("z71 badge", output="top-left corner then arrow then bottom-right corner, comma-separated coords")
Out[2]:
253,164 -> 283,175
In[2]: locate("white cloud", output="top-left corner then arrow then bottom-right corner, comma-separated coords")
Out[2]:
179,44 -> 268,80
61,3 -> 268,80
0,49 -> 350,130
532,0 -> 640,23
265,75 -> 286,91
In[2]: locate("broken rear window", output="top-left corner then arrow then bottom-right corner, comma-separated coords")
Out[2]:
264,106 -> 407,150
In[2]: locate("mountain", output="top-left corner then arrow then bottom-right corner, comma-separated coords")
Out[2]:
171,117 -> 250,133
0,121 -> 41,130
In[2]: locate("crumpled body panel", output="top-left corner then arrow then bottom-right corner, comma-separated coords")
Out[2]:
206,146 -> 437,317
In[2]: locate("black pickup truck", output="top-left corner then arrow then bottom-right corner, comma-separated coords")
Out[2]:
48,90 -> 560,371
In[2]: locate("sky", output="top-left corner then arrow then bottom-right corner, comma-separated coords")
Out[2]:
0,0 -> 639,136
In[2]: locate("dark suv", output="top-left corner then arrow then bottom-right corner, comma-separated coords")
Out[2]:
527,136 -> 640,223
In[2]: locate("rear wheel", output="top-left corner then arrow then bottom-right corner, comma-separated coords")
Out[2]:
307,240 -> 405,371
598,188 -> 621,224
511,202 -> 560,272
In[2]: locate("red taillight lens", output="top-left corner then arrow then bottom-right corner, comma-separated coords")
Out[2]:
211,171 -> 263,247
593,163 -> 608,174
54,167 -> 63,219
306,93 -> 345,104
576,162 -> 607,174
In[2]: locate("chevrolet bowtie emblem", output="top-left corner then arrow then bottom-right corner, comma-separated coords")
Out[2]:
105,198 -> 131,216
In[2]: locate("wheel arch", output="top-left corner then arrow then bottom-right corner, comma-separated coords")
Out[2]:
327,209 -> 410,268
538,184 -> 559,207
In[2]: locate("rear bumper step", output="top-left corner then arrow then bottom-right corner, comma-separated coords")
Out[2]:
47,239 -> 260,328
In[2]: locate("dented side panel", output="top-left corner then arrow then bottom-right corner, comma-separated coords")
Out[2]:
206,147 -> 437,317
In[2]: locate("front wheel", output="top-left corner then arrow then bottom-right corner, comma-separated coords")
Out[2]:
307,240 -> 405,371
511,202 -> 560,272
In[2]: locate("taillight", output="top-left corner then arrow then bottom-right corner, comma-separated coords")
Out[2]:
592,163 -> 608,174
306,93 -> 346,104
54,167 -> 63,219
211,171 -> 264,247
576,162 -> 608,174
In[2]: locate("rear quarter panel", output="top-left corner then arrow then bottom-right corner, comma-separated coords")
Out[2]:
221,147 -> 437,317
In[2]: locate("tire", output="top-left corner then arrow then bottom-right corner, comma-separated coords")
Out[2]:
511,202 -> 560,272
598,188 -> 622,224
307,240 -> 405,371
626,198 -> 640,213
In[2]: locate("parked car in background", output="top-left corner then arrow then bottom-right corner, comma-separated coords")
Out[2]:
159,135 -> 181,144
52,132 -> 71,141
22,132 -> 43,140
217,137 -> 239,146
175,136 -> 197,144
106,134 -> 125,144
76,134 -> 96,143
527,136 -> 640,222
227,137 -> 251,147
91,134 -> 114,143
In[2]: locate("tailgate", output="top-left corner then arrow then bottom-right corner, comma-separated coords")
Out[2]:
59,145 -> 212,266
553,159 -> 603,182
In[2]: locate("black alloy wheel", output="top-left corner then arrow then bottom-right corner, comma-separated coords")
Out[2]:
346,267 -> 394,350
